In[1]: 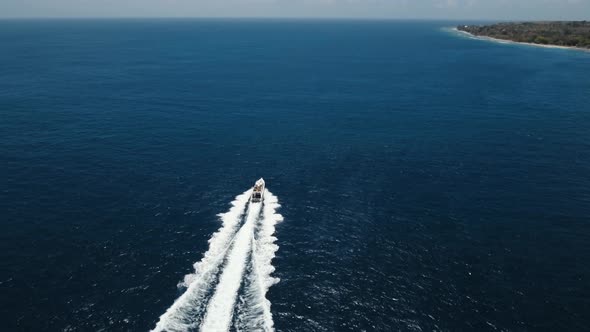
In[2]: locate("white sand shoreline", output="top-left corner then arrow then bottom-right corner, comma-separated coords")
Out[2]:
450,27 -> 590,53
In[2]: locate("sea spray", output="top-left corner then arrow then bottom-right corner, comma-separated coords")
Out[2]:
200,203 -> 262,331
152,188 -> 282,332
151,190 -> 251,332
236,190 -> 283,331
254,190 -> 283,330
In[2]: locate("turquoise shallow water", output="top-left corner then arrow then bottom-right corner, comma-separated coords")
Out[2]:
1,19 -> 589,331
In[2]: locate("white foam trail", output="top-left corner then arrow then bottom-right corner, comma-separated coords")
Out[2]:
200,203 -> 262,332
234,190 -> 283,331
251,190 -> 283,331
151,190 -> 251,332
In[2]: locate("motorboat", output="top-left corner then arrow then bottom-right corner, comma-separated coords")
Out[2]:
251,178 -> 265,203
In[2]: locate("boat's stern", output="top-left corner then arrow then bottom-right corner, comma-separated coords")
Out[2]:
251,178 -> 265,203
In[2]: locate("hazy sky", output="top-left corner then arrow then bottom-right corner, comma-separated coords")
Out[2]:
1,0 -> 589,20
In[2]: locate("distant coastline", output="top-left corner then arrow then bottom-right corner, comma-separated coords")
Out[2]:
455,22 -> 590,52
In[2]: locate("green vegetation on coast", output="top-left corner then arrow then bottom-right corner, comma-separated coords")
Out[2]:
458,21 -> 590,49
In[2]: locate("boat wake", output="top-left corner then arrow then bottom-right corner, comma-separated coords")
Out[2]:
152,185 -> 282,332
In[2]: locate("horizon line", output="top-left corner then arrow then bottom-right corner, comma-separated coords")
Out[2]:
0,16 -> 585,22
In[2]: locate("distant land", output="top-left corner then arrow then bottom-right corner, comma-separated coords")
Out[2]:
457,21 -> 590,50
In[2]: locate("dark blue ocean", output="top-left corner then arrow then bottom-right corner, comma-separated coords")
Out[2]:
1,19 -> 590,331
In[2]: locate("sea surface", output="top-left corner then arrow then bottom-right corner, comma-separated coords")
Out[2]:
1,19 -> 590,331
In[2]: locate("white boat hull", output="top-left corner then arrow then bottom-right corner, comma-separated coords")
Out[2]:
251,178 -> 265,203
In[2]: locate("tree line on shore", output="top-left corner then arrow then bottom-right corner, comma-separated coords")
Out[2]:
458,21 -> 590,49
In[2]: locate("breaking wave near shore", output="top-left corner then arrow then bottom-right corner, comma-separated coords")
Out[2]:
152,187 -> 283,332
